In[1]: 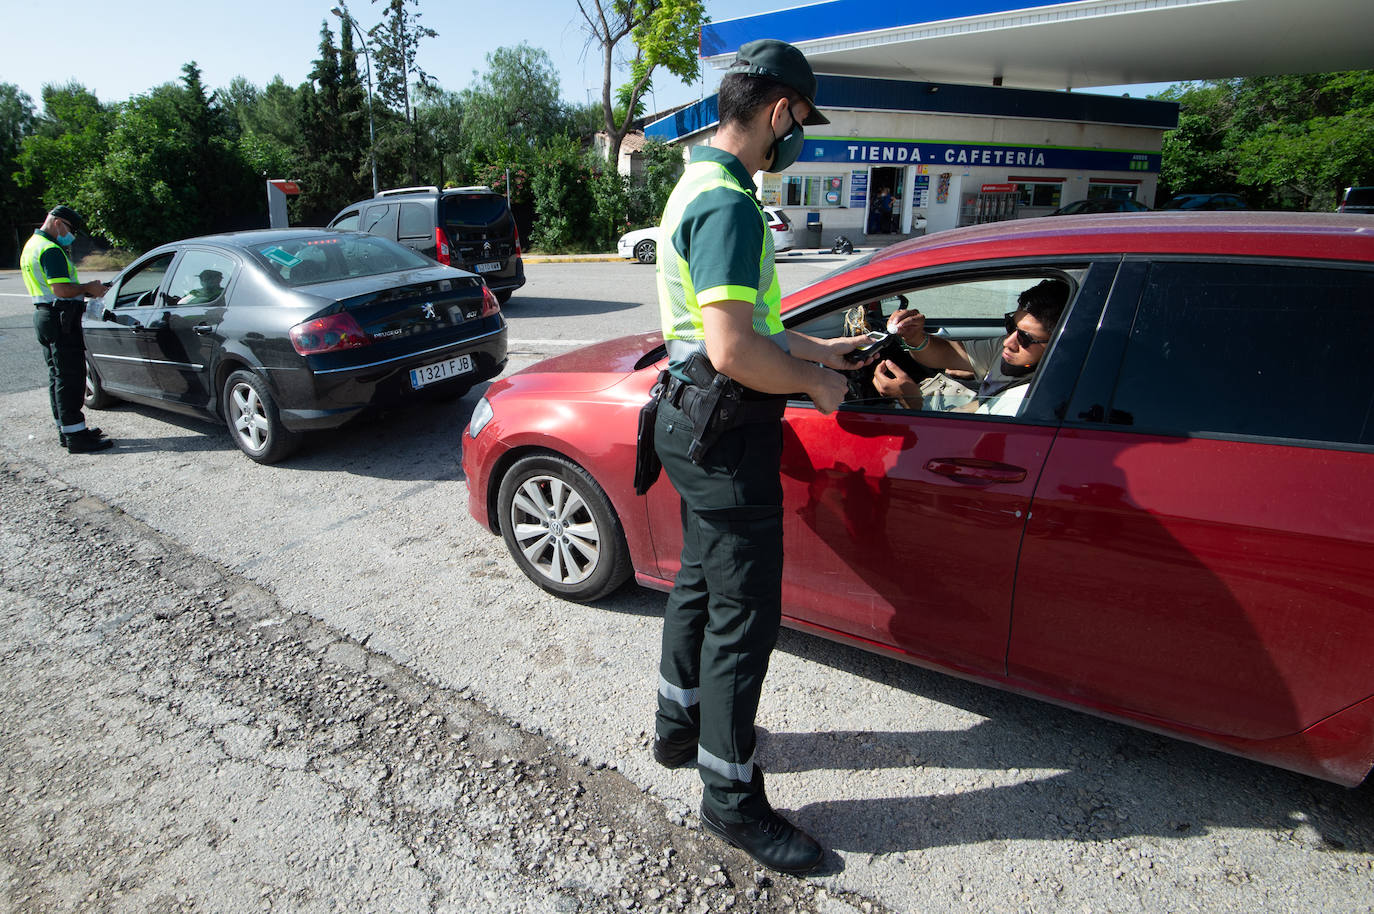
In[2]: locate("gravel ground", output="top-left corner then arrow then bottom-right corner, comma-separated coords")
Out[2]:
0,459 -> 877,914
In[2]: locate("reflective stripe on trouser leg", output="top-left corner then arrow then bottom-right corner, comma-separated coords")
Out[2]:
658,674 -> 699,709
653,401 -> 784,820
698,744 -> 755,782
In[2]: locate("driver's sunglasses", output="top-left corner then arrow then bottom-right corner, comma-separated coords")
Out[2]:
1004,311 -> 1051,347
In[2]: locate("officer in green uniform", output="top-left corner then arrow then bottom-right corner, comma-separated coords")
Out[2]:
21,205 -> 113,453
648,39 -> 871,874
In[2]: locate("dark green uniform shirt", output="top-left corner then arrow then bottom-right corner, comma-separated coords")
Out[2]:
656,146 -> 785,382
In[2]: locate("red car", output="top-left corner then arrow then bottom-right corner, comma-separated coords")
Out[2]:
463,212 -> 1374,787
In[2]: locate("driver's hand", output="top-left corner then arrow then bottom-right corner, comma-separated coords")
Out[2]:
873,359 -> 920,401
888,308 -> 926,345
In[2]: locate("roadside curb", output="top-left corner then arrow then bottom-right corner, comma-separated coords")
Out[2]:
521,254 -> 625,264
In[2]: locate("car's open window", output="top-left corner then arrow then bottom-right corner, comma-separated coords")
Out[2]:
112,253 -> 175,309
792,270 -> 1085,418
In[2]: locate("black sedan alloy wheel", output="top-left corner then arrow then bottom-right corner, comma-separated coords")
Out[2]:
222,369 -> 301,464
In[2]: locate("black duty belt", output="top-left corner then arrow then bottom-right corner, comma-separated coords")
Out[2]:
34,300 -> 83,310
661,374 -> 787,424
634,352 -> 790,492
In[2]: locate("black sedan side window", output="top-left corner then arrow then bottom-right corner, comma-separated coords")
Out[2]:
112,253 -> 176,308
1107,262 -> 1374,447
166,251 -> 237,306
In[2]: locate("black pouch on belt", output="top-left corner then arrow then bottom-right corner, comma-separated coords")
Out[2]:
58,301 -> 82,334
633,369 -> 669,495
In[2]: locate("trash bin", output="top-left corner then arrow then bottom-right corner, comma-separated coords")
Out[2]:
804,211 -> 823,248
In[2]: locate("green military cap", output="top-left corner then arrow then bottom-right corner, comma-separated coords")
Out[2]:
724,39 -> 830,125
48,205 -> 89,236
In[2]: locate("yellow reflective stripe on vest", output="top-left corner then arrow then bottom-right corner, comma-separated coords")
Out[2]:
20,233 -> 78,304
656,161 -> 782,346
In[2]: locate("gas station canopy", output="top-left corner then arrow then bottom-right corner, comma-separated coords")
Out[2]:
701,0 -> 1374,92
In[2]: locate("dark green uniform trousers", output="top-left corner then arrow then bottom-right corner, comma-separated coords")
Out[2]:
653,398 -> 785,822
33,302 -> 89,432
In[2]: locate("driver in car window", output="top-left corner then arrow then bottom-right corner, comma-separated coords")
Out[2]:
874,279 -> 1068,415
178,269 -> 225,305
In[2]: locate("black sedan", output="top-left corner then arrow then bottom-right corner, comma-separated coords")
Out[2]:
83,229 -> 507,463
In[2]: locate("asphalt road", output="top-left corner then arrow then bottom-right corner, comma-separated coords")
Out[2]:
1,259 -> 1372,913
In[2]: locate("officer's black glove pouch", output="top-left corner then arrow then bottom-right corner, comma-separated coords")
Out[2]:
59,304 -> 80,335
633,370 -> 669,495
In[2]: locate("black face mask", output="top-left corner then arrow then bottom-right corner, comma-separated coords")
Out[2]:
766,105 -> 805,173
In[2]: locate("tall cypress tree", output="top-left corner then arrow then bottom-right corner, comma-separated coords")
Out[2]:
337,15 -> 372,198
295,23 -> 356,223
369,0 -> 436,184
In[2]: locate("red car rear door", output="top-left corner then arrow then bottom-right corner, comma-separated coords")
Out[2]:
1009,258 -> 1374,741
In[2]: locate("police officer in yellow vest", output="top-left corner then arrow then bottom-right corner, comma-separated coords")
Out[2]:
648,40 -> 873,874
22,205 -> 113,453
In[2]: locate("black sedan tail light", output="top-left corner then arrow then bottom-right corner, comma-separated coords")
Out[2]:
481,284 -> 501,318
290,312 -> 372,355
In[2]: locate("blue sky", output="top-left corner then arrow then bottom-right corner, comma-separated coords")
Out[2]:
3,0 -> 1167,114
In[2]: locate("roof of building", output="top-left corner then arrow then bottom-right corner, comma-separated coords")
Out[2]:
645,73 -> 1178,143
700,0 -> 1373,92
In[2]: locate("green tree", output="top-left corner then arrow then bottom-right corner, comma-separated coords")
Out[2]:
639,137 -> 682,220
578,0 -> 708,164
1156,71 -> 1374,210
224,77 -> 299,182
16,83 -> 112,212
224,75 -> 301,148
294,23 -> 372,222
369,0 -> 437,183
413,82 -> 464,187
81,64 -> 261,250
587,162 -> 630,250
0,83 -> 39,265
336,13 -> 373,193
529,135 -> 596,252
459,44 -> 570,168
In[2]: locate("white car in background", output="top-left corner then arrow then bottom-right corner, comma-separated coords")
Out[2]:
617,207 -> 796,263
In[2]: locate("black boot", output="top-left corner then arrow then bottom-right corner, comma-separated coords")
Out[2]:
699,802 -> 823,875
65,428 -> 113,453
59,427 -> 103,447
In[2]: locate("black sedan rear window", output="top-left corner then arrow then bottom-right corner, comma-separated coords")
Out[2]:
249,234 -> 433,286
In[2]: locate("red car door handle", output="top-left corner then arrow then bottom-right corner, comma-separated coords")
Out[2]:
925,457 -> 1027,484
